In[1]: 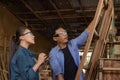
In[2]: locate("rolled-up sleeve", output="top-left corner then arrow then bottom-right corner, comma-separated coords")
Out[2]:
72,30 -> 89,48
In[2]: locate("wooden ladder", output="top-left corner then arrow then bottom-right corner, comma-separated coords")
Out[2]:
75,0 -> 114,80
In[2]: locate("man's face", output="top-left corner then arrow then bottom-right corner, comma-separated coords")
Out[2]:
53,27 -> 68,44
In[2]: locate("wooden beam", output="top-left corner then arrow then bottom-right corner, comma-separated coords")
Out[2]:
15,9 -> 74,14
31,27 -> 47,31
23,14 -> 93,20
100,58 -> 120,60
49,0 -> 67,26
15,8 -> 96,14
116,27 -> 120,29
35,9 -> 74,13
102,68 -> 120,71
78,0 -> 88,25
115,21 -> 120,23
31,26 -> 86,31
29,22 -> 88,25
30,14 -> 94,20
19,0 -> 47,26
107,41 -> 120,44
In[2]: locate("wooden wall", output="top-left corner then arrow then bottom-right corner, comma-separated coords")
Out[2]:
0,5 -> 52,80
0,5 -> 52,53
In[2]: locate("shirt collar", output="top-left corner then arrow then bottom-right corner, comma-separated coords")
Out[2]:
18,45 -> 35,57
56,45 -> 61,51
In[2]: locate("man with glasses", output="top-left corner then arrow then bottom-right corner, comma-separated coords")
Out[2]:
49,23 -> 92,80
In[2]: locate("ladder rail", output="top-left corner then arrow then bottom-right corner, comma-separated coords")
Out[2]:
75,0 -> 104,80
85,1 -> 113,80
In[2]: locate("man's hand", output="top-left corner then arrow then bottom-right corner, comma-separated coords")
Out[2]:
86,20 -> 95,33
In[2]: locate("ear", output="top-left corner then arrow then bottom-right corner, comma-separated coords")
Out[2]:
19,36 -> 24,40
53,37 -> 57,41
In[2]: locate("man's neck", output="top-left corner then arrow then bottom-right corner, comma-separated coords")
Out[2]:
58,43 -> 67,49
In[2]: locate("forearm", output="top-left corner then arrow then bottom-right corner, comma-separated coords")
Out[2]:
32,62 -> 42,72
33,53 -> 46,72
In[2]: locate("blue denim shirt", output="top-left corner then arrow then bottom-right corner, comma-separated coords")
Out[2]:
10,45 -> 39,80
49,30 -> 89,80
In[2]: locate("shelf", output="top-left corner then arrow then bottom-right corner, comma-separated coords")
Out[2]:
107,41 -> 120,44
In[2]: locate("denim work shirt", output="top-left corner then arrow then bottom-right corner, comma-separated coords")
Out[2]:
10,45 -> 39,80
49,30 -> 89,80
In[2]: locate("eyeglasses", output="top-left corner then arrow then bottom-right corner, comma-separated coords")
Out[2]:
53,30 -> 67,37
21,32 -> 33,36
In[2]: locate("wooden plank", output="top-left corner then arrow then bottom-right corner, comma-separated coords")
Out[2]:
101,58 -> 120,60
107,41 -> 120,44
103,68 -> 120,71
94,30 -> 99,37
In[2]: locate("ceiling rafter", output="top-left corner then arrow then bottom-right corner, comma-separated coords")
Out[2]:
0,1 -> 30,27
29,22 -> 88,25
78,0 -> 88,25
22,14 -> 93,20
49,0 -> 67,26
36,9 -> 74,13
1,0 -> 120,39
15,8 -> 96,15
19,0 -> 48,26
31,26 -> 86,31
66,0 -> 85,28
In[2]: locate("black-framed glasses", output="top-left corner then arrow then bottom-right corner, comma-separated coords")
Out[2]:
53,30 -> 67,37
21,32 -> 33,36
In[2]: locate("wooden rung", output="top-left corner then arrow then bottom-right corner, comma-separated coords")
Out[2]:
102,68 -> 120,71
100,58 -> 120,61
107,41 -> 120,44
94,30 -> 99,37
103,38 -> 107,44
94,30 -> 99,40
